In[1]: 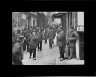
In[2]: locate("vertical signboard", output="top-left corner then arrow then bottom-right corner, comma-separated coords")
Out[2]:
78,12 -> 84,26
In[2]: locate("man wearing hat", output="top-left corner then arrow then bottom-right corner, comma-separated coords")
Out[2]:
12,36 -> 24,65
67,26 -> 79,59
36,29 -> 43,51
25,30 -> 30,52
56,26 -> 66,61
48,27 -> 54,49
28,30 -> 38,60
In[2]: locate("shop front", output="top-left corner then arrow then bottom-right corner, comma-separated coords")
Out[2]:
77,26 -> 84,60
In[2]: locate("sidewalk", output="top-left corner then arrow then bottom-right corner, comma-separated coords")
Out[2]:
55,57 -> 84,65
22,39 -> 59,65
22,39 -> 84,65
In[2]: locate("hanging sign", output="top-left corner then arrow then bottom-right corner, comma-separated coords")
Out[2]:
77,26 -> 84,31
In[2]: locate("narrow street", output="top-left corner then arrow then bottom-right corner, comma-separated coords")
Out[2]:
22,38 -> 60,65
22,38 -> 84,65
12,12 -> 84,65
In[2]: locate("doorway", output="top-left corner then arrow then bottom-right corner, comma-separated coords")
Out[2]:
79,32 -> 84,60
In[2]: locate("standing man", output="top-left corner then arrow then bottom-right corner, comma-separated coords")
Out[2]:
29,30 -> 38,60
48,27 -> 54,49
56,27 -> 66,61
67,26 -> 78,59
36,29 -> 43,51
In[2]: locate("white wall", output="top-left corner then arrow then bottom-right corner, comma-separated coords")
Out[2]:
78,12 -> 84,26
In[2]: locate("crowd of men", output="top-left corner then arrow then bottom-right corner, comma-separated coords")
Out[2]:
12,25 -> 79,65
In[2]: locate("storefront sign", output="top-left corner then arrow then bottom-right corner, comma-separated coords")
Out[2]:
77,27 -> 84,31
78,12 -> 84,26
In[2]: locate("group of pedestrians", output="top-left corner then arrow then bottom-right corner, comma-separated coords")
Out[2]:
12,26 -> 49,65
12,24 -> 79,65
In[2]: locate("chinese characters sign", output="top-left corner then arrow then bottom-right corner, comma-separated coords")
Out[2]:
77,26 -> 84,31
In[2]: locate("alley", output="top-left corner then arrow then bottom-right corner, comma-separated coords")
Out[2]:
22,39 -> 60,65
22,38 -> 84,65
12,12 -> 84,65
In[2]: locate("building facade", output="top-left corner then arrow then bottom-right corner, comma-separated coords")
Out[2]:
76,12 -> 84,60
69,12 -> 84,60
12,12 -> 28,32
52,12 -> 84,60
28,12 -> 37,28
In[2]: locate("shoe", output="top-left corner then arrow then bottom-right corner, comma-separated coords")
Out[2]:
40,49 -> 42,51
33,58 -> 36,60
68,57 -> 72,60
60,58 -> 63,61
64,57 -> 68,59
29,57 -> 31,58
38,49 -> 39,51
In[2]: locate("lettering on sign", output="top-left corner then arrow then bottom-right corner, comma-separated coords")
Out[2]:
77,27 -> 84,31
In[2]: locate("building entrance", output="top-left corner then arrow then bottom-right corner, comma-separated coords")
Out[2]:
79,32 -> 84,60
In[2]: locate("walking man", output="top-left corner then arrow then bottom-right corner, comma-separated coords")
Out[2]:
36,29 -> 43,51
48,27 -> 54,49
29,30 -> 38,60
44,29 -> 48,43
25,30 -> 30,52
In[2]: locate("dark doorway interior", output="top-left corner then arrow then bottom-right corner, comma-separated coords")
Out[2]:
79,32 -> 84,60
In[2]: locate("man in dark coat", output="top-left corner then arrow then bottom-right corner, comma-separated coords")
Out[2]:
44,29 -> 48,43
25,31 -> 30,52
67,27 -> 79,59
51,27 -> 56,44
12,38 -> 23,65
48,27 -> 54,49
22,30 -> 27,51
57,27 -> 61,34
36,29 -> 43,51
29,31 -> 38,60
56,27 -> 66,61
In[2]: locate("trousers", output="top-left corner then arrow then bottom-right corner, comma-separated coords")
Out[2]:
49,39 -> 53,48
59,46 -> 65,59
38,41 -> 42,51
29,48 -> 36,58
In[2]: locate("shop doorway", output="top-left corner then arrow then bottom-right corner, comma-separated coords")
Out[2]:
79,32 -> 84,60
